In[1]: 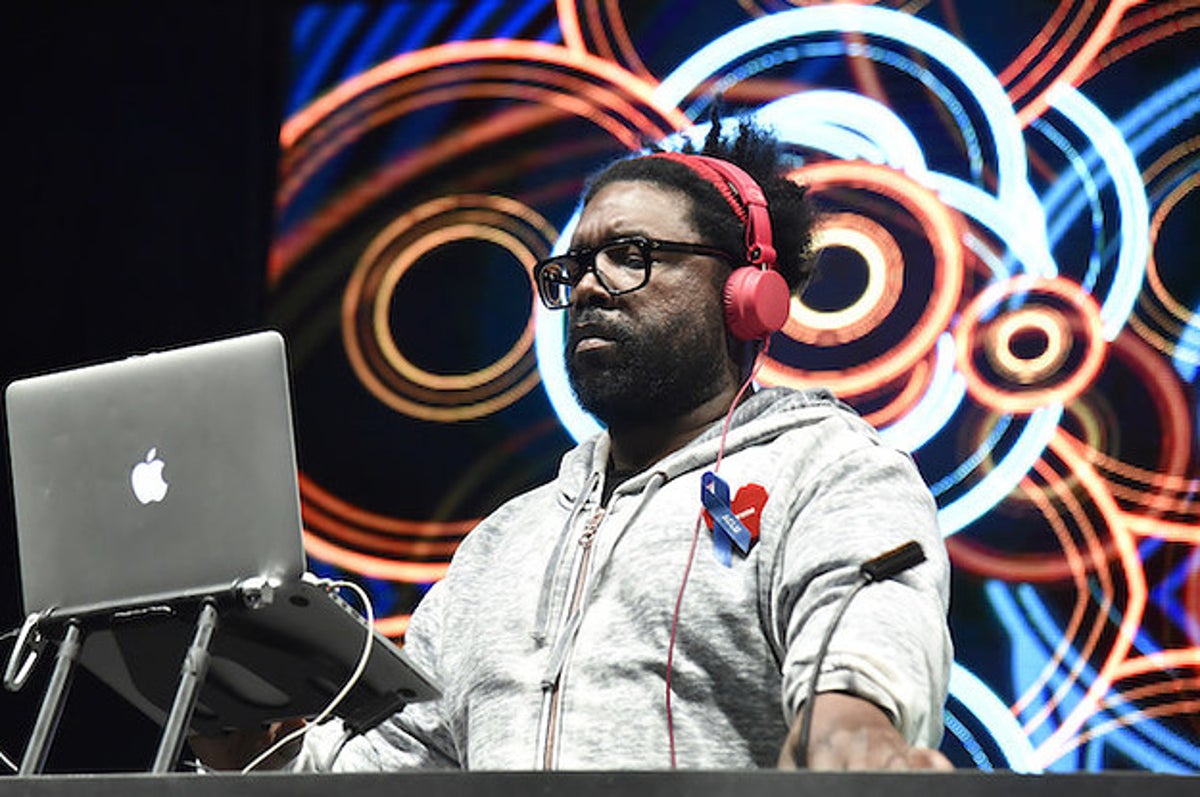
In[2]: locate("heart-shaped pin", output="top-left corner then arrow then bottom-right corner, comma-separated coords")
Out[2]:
730,483 -> 767,544
701,478 -> 768,564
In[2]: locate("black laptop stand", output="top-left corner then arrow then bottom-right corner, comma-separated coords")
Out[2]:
6,600 -> 221,774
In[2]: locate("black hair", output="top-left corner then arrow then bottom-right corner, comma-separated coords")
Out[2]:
582,117 -> 817,294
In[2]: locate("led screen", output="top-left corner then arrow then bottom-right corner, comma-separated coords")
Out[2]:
271,0 -> 1200,772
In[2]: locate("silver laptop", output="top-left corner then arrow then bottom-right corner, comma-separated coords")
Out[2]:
4,330 -> 438,733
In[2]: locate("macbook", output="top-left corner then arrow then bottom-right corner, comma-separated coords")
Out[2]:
4,330 -> 439,734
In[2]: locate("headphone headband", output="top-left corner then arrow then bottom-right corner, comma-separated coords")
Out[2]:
645,152 -> 777,269
644,152 -> 789,340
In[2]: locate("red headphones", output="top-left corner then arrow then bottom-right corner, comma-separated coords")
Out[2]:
648,152 -> 790,341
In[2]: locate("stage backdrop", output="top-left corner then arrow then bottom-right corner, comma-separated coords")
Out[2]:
268,0 -> 1200,774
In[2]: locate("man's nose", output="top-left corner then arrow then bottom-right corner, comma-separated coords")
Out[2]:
571,264 -> 612,307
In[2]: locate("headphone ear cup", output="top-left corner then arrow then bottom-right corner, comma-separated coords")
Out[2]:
723,267 -> 790,340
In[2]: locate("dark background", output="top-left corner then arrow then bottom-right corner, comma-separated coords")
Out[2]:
1,1 -> 289,772
2,0 -> 1197,775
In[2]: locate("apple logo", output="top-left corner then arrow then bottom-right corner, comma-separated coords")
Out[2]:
130,447 -> 169,504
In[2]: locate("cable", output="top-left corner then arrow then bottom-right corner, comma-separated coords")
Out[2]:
664,514 -> 704,769
4,613 -> 47,692
240,578 -> 375,774
1,629 -> 23,771
792,541 -> 925,768
0,744 -> 17,773
665,339 -> 771,768
323,724 -> 356,772
792,580 -> 867,768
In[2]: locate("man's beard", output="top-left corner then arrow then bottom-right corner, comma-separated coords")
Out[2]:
565,305 -> 734,429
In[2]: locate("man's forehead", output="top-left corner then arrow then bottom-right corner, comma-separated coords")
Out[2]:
573,180 -> 697,243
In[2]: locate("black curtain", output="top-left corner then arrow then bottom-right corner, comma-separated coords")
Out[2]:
1,0 -> 288,772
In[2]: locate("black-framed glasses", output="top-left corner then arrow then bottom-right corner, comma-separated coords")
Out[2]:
533,235 -> 735,309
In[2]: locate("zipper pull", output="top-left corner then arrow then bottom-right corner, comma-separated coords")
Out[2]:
579,509 -> 604,548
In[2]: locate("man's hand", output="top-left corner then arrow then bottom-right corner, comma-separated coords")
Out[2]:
777,692 -> 953,771
188,718 -> 307,772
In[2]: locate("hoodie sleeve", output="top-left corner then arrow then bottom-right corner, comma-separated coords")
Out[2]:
767,419 -> 953,747
293,579 -> 461,771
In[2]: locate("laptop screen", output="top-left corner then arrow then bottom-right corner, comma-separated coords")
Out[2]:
5,331 -> 305,622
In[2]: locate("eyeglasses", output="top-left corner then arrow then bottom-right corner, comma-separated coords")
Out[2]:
533,235 -> 734,310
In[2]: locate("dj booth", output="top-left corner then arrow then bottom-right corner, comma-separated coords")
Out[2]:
0,770 -> 1195,797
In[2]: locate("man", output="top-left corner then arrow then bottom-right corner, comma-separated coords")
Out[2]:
198,120 -> 953,771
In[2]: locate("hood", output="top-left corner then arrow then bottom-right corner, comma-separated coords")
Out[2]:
554,387 -> 854,507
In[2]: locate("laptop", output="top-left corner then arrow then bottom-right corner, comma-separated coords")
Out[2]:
3,330 -> 439,734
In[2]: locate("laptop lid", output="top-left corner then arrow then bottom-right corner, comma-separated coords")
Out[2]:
5,330 -> 305,622
4,330 -> 441,730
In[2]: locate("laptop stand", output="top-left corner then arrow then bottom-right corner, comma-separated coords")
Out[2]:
150,601 -> 219,772
17,622 -> 82,774
8,600 -> 221,774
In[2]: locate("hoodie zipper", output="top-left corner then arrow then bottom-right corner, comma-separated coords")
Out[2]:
539,507 -> 605,769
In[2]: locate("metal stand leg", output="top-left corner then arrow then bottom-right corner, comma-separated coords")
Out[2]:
19,623 -> 83,775
151,601 -> 219,773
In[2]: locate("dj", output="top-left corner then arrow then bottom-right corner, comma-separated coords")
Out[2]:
194,119 -> 953,771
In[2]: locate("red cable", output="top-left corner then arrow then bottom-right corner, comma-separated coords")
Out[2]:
665,339 -> 772,768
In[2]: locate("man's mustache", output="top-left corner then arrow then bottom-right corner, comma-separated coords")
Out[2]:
566,309 -> 633,350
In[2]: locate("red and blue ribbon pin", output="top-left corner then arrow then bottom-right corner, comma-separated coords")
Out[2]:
701,471 -> 753,567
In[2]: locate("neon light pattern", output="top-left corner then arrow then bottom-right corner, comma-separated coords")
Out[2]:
271,0 -> 1200,771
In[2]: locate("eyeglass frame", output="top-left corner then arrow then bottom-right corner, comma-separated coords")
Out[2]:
532,235 -> 736,310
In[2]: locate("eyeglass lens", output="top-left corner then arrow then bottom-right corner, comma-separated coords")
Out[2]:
537,239 -> 650,308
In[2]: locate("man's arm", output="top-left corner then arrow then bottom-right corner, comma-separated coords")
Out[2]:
767,422 -> 954,768
188,718 -> 306,771
189,576 -> 460,773
777,692 -> 952,770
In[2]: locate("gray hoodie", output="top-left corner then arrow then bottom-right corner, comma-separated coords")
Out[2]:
298,387 -> 952,770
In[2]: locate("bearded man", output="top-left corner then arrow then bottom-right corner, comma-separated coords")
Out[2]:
196,120 -> 953,772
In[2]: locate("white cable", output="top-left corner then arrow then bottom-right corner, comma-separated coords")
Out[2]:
323,725 -> 356,772
1,628 -> 26,771
0,744 -> 17,773
240,578 -> 375,774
